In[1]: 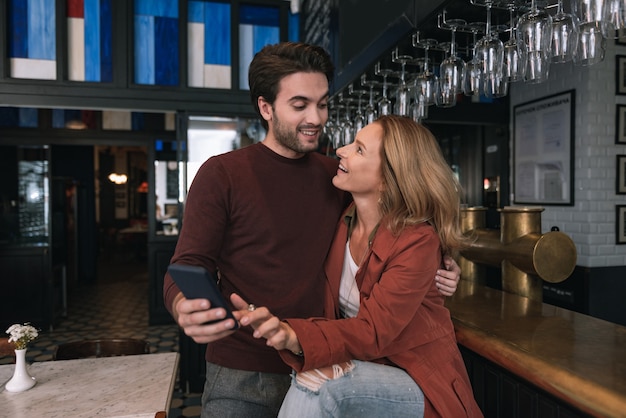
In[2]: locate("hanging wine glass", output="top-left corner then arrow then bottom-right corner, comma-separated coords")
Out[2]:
330,103 -> 344,151
338,92 -> 355,145
348,83 -> 368,135
374,62 -> 395,117
518,0 -> 553,83
410,75 -> 428,123
391,48 -> 415,116
572,0 -> 611,37
475,1 -> 503,79
574,22 -> 606,65
551,0 -> 579,63
572,0 -> 607,65
360,74 -> 380,125
605,0 -> 626,38
437,13 -> 467,108
503,3 -> 526,81
412,33 -> 439,107
475,0 -> 507,97
324,98 -> 338,156
464,22 -> 484,97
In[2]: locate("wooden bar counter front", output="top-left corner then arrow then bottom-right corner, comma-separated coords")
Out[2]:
446,281 -> 626,418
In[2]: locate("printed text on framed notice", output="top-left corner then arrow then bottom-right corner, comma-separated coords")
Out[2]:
513,90 -> 575,205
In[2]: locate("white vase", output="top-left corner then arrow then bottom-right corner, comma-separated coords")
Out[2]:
4,348 -> 36,392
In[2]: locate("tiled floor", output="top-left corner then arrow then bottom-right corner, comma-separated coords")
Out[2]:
1,256 -> 203,418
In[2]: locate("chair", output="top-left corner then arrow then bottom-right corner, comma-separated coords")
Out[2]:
53,338 -> 150,360
0,337 -> 14,358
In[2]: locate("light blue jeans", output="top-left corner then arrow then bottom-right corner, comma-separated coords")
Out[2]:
277,360 -> 425,418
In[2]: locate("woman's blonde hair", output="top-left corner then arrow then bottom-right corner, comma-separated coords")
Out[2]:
376,115 -> 468,256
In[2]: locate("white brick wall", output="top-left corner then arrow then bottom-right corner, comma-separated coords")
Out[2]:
509,40 -> 626,268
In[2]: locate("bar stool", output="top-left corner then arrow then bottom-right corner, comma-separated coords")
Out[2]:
53,338 -> 150,360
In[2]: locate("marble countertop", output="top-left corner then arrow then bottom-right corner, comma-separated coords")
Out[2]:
0,352 -> 179,418
445,281 -> 626,417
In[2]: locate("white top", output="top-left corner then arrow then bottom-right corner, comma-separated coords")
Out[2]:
0,352 -> 179,418
339,239 -> 361,319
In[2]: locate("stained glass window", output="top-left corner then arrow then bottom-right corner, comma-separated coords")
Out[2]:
188,1 -> 231,89
134,0 -> 179,86
289,8 -> 299,41
66,0 -> 113,82
7,0 -> 57,80
239,4 -> 280,90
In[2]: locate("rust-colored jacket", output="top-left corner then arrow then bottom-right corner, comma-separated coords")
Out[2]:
281,206 -> 483,417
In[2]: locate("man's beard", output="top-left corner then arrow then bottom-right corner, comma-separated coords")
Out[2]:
272,112 -> 320,154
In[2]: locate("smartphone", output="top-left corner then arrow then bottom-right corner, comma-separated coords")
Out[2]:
168,263 -> 239,330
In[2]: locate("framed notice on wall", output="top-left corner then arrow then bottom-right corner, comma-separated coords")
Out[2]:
513,90 -> 575,206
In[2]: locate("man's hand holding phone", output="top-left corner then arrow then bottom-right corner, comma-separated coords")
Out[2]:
168,264 -> 240,344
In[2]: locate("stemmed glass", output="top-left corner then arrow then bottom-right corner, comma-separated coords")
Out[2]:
360,74 -> 380,125
572,0 -> 607,65
437,13 -> 467,108
374,62 -> 394,117
391,48 -> 415,116
551,0 -> 579,63
518,0 -> 553,83
475,0 -> 507,97
412,33 -> 439,107
503,3 -> 526,82
605,0 -> 626,38
348,83 -> 368,135
410,76 -> 428,123
325,100 -> 344,154
464,22 -> 484,97
337,93 -> 355,145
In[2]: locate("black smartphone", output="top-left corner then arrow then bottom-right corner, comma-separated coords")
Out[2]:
168,263 -> 239,330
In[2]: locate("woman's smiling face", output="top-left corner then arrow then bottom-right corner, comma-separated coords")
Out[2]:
332,122 -> 384,199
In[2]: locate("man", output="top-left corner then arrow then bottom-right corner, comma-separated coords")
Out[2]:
164,42 -> 460,418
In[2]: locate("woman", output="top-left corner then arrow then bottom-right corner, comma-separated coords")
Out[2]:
236,115 -> 483,417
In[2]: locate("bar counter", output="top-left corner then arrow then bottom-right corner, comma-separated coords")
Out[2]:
446,281 -> 626,417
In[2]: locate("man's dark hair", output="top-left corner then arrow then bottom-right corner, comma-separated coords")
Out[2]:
248,42 -> 335,130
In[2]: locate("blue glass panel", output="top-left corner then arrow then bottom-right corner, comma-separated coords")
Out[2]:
100,0 -> 113,82
85,0 -> 101,81
154,17 -> 179,86
239,24 -> 254,89
134,15 -> 155,84
28,0 -> 56,60
188,0 -> 204,23
253,26 -> 279,54
155,139 -> 164,151
132,112 -> 144,130
205,2 -> 230,65
19,108 -> 39,128
288,11 -> 299,41
240,4 -> 279,26
135,0 -> 178,18
51,109 -> 65,128
8,0 -> 28,58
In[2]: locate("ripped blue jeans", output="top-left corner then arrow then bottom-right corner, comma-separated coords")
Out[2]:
277,360 -> 425,418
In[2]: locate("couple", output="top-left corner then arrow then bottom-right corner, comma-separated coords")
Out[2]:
234,115 -> 482,417
164,41 -> 481,417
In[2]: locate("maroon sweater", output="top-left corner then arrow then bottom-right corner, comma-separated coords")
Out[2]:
164,142 -> 347,373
